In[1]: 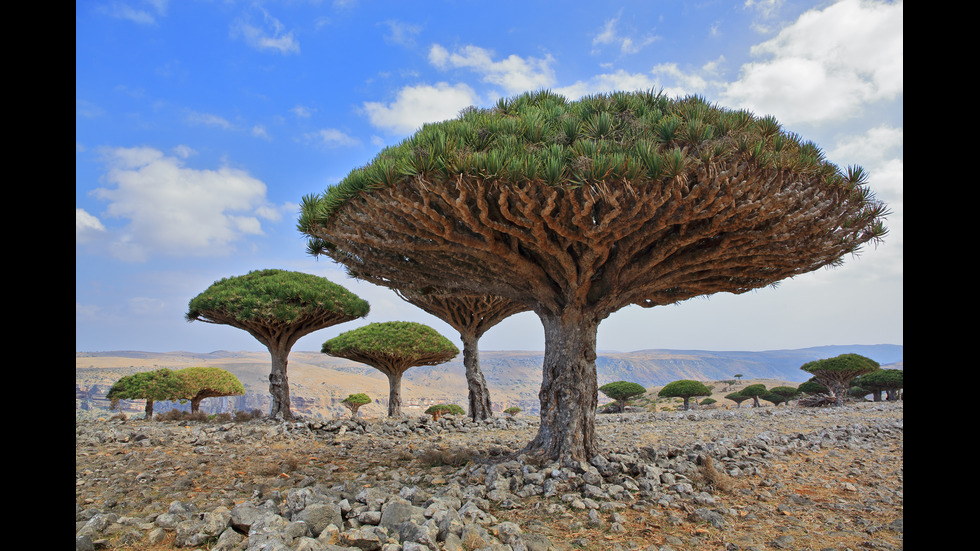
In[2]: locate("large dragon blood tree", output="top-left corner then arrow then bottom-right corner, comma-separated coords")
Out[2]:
298,89 -> 889,462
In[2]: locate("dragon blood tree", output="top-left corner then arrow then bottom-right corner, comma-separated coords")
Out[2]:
800,353 -> 880,407
321,321 -> 459,417
341,393 -> 372,419
187,269 -> 369,421
298,89 -> 889,462
395,289 -> 529,421
175,367 -> 245,414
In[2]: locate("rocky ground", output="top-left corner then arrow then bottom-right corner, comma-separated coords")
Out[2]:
76,402 -> 903,551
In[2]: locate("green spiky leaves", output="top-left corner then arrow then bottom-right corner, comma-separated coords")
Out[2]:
186,269 -> 370,324
299,89 -> 882,235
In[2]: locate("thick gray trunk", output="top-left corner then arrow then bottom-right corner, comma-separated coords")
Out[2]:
144,399 -> 154,419
462,333 -> 493,421
387,372 -> 403,417
524,310 -> 600,463
268,346 -> 294,421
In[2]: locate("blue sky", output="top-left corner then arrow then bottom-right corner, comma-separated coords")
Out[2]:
76,0 -> 903,354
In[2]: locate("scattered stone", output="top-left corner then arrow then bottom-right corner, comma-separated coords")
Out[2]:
75,403 -> 903,550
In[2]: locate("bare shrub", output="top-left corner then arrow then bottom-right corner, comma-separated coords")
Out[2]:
696,455 -> 734,493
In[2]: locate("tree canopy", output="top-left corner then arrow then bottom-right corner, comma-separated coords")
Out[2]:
725,391 -> 751,408
853,368 -> 903,401
395,289 -> 528,421
801,353 -> 880,406
425,403 -> 465,420
176,367 -> 245,413
599,381 -> 647,412
658,379 -> 712,410
738,383 -> 768,407
106,368 -> 188,418
322,321 -> 459,417
341,393 -> 372,418
298,89 -> 889,461
187,269 -> 369,420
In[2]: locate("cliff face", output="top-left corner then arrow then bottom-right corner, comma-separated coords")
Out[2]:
75,345 -> 902,420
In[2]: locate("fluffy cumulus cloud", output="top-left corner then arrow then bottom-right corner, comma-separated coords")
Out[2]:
429,44 -> 556,95
722,0 -> 902,125
362,82 -> 480,135
553,60 -> 722,102
85,146 -> 283,261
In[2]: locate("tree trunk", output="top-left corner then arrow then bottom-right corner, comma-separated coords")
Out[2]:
824,378 -> 847,407
191,396 -> 202,413
268,344 -> 294,421
387,371 -> 403,417
145,399 -> 154,419
462,332 -> 493,421
523,309 -> 600,463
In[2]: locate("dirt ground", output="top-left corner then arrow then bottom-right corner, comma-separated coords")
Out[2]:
76,403 -> 903,551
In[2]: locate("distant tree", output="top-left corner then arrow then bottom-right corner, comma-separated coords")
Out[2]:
800,353 -> 880,407
797,378 -> 829,395
700,397 -> 717,407
853,368 -> 903,401
322,321 -> 459,417
599,381 -> 647,412
341,393 -> 372,419
106,369 -> 188,419
658,379 -> 711,411
186,269 -> 370,421
425,403 -> 465,420
725,392 -> 751,408
739,384 -> 768,407
769,386 -> 801,406
174,367 -> 245,414
762,392 -> 789,406
734,374 -> 744,383
504,406 -> 522,416
848,386 -> 870,400
395,289 -> 528,421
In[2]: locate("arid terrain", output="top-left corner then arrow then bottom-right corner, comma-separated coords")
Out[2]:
76,401 -> 903,551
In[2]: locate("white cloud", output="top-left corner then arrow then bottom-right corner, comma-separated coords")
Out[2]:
186,111 -> 233,130
380,20 -> 422,46
291,105 -> 315,118
89,146 -> 282,262
305,128 -> 360,147
722,0 -> 902,125
362,82 -> 480,135
231,7 -> 300,55
98,0 -> 168,25
428,44 -> 556,95
591,15 -> 658,55
554,70 -> 660,101
554,62 -> 721,102
827,124 -> 903,169
76,208 -> 107,244
251,125 -> 271,140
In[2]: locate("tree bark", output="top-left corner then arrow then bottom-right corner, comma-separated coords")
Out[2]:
524,309 -> 600,462
387,371 -> 403,417
462,332 -> 493,421
268,345 -> 294,421
145,399 -> 154,419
